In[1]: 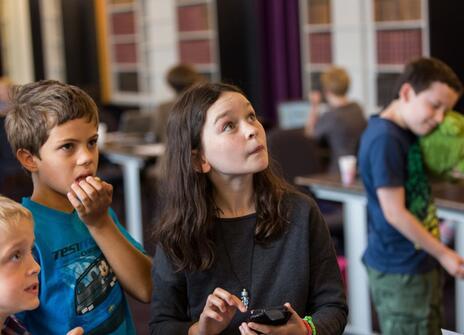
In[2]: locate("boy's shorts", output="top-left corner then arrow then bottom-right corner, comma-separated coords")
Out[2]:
366,266 -> 443,335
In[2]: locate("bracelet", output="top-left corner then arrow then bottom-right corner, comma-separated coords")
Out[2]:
303,316 -> 316,335
302,319 -> 312,334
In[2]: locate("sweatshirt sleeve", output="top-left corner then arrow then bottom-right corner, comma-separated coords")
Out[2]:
306,201 -> 348,335
149,246 -> 193,335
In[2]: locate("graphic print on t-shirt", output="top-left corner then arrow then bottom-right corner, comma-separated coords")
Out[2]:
406,141 -> 440,241
51,238 -> 125,333
75,257 -> 117,315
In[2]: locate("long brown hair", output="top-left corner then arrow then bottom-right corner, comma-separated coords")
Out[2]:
154,83 -> 296,272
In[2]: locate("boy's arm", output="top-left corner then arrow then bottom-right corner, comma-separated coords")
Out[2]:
87,215 -> 153,303
304,91 -> 321,137
68,177 -> 152,303
377,186 -> 464,278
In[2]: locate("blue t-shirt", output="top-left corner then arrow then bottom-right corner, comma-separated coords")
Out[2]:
358,116 -> 437,274
17,198 -> 143,335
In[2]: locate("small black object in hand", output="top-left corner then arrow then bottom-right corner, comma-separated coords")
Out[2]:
247,306 -> 291,326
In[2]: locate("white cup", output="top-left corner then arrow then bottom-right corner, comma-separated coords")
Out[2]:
98,122 -> 107,148
338,155 -> 357,186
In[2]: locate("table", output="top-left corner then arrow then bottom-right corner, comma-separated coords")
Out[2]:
295,174 -> 464,335
101,141 -> 165,246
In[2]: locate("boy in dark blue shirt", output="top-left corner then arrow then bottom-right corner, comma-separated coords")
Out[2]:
359,57 -> 464,334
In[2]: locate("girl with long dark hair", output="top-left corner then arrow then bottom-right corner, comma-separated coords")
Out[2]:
150,83 -> 347,335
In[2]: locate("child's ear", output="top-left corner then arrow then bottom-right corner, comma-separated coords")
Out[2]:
191,149 -> 211,173
16,149 -> 39,173
399,83 -> 415,102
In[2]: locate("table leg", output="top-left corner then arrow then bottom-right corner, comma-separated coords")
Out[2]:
455,220 -> 464,333
344,198 -> 372,335
310,189 -> 372,334
437,208 -> 464,333
120,159 -> 145,245
104,153 -> 145,245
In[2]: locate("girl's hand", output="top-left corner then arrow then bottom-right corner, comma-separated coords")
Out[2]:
68,176 -> 113,227
245,303 -> 308,335
190,287 -> 247,335
66,327 -> 84,335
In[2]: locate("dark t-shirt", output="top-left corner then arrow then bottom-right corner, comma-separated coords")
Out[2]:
314,102 -> 367,173
358,115 -> 437,274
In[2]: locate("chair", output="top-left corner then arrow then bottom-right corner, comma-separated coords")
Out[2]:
267,127 -> 327,182
119,110 -> 155,135
267,127 -> 344,251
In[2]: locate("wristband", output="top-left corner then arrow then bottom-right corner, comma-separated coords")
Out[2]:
303,316 -> 316,335
302,319 -> 312,334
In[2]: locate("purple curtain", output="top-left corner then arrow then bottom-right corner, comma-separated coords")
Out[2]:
257,0 -> 302,124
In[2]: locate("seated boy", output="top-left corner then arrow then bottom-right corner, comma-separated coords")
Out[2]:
0,195 -> 83,335
304,66 -> 367,173
4,80 -> 152,334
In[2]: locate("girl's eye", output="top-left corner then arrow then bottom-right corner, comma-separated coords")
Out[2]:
248,113 -> 257,121
89,139 -> 98,147
61,143 -> 73,151
223,122 -> 235,132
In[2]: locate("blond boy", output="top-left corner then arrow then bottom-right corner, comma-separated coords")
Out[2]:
304,66 -> 366,173
0,195 -> 39,335
5,80 -> 152,335
0,195 -> 84,335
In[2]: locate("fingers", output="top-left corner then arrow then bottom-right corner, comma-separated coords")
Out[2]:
86,176 -> 113,195
74,180 -> 98,203
84,176 -> 103,192
247,322 -> 271,334
239,322 -> 258,335
212,288 -> 247,312
66,327 -> 84,335
207,293 -> 229,314
284,302 -> 308,333
456,264 -> 464,279
247,304 -> 303,335
202,305 -> 225,322
443,250 -> 464,279
200,287 -> 245,328
68,176 -> 112,211
284,302 -> 299,320
67,191 -> 84,211
457,256 -> 464,278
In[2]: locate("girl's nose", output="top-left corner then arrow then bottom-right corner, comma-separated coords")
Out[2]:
244,123 -> 258,139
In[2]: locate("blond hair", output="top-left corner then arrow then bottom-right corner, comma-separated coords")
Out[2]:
321,66 -> 350,96
0,195 -> 33,233
4,80 -> 99,158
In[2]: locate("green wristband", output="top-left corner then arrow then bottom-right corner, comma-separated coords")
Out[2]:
303,316 -> 316,335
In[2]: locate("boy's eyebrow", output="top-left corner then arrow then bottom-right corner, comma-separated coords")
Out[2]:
0,239 -> 27,256
56,133 -> 98,143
